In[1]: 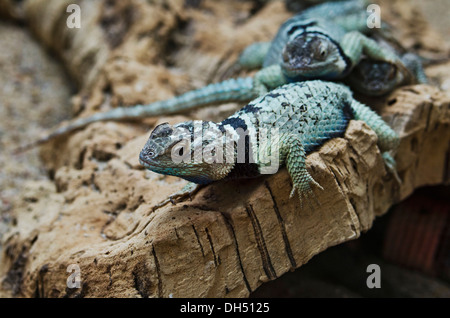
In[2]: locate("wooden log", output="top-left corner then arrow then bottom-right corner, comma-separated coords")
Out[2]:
0,0 -> 449,298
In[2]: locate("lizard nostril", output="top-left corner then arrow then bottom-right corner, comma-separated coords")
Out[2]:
139,150 -> 154,164
282,49 -> 290,63
139,151 -> 146,163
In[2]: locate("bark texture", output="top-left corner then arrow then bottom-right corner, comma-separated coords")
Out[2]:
0,0 -> 449,297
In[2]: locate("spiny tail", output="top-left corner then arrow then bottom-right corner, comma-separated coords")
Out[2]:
15,77 -> 256,153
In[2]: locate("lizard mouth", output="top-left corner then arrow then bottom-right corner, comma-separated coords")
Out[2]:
139,151 -> 155,169
364,81 -> 390,96
283,61 -> 314,72
282,61 -> 327,78
367,81 -> 383,91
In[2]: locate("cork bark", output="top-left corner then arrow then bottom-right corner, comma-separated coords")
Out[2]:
0,0 -> 449,297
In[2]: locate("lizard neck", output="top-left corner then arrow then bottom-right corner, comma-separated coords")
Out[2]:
218,115 -> 261,180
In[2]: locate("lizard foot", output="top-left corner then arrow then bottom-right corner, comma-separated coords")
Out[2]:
152,182 -> 202,211
382,152 -> 402,185
289,176 -> 324,210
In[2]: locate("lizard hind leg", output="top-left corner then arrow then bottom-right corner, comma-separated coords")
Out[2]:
382,152 -> 402,185
349,99 -> 399,152
281,135 -> 324,209
349,99 -> 402,184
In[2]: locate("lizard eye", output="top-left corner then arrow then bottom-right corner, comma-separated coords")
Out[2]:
170,140 -> 190,160
316,44 -> 328,60
387,67 -> 397,80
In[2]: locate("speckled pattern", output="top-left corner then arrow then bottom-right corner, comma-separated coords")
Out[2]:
22,0 -> 407,149
140,81 -> 399,204
0,0 -> 449,298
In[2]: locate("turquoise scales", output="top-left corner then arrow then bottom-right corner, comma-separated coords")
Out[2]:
20,0 -> 407,150
345,34 -> 429,96
246,0 -> 407,93
23,77 -> 255,148
139,81 -> 400,208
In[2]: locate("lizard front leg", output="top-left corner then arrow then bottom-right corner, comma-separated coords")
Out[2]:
221,42 -> 271,80
341,31 -> 400,70
252,64 -> 289,96
279,134 -> 323,208
238,42 -> 272,70
152,182 -> 203,211
401,53 -> 428,84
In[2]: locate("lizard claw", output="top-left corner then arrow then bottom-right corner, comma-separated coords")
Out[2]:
152,198 -> 171,211
152,194 -> 187,212
290,176 -> 323,209
152,182 -> 202,211
382,152 -> 402,185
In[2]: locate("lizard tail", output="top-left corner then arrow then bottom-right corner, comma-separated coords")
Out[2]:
14,77 -> 256,153
131,77 -> 255,116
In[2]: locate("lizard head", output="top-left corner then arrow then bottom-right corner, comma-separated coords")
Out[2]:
281,34 -> 346,79
139,121 -> 235,184
347,59 -> 402,96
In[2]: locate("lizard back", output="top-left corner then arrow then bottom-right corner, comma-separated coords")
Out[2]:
220,81 -> 353,168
